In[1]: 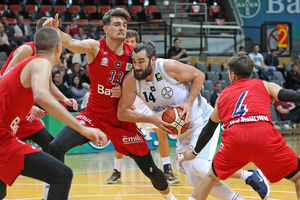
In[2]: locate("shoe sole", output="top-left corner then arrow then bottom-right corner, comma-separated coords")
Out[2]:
256,169 -> 270,200
107,179 -> 121,184
167,179 -> 180,184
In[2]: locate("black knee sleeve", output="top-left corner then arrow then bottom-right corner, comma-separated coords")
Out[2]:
48,140 -> 66,162
53,165 -> 73,185
145,166 -> 168,191
130,152 -> 168,191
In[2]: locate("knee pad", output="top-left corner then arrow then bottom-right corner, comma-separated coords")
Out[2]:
144,166 -> 168,191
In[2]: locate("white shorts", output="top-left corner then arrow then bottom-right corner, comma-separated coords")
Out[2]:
134,96 -> 157,131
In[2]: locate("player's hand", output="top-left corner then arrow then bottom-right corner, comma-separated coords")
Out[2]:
81,127 -> 108,146
174,102 -> 192,123
64,98 -> 78,111
111,82 -> 121,98
152,111 -> 171,134
43,13 -> 59,29
29,106 -> 45,119
179,146 -> 197,163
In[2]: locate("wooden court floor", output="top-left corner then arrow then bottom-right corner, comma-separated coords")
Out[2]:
5,135 -> 300,200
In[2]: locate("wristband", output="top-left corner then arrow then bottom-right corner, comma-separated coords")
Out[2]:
192,149 -> 198,156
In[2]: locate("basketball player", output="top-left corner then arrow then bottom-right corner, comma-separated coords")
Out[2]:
107,29 -> 179,184
0,27 -> 107,200
44,9 -> 177,199
117,42 -> 270,200
181,52 -> 300,200
0,17 -> 78,152
0,18 -> 78,199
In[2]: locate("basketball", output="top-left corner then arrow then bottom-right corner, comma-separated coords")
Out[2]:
162,107 -> 191,135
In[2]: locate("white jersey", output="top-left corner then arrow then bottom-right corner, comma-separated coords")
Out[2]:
135,58 -> 218,160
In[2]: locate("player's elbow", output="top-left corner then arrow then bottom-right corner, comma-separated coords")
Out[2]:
117,109 -> 126,121
33,91 -> 50,106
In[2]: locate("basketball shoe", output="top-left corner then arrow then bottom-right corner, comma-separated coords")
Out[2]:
106,169 -> 121,184
164,164 -> 180,184
246,169 -> 270,199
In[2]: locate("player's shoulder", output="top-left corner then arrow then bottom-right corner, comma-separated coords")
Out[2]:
27,57 -> 51,67
15,43 -> 34,54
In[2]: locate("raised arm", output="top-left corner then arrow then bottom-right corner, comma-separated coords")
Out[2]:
43,14 -> 99,62
117,71 -> 170,133
164,59 -> 205,121
23,58 -> 107,145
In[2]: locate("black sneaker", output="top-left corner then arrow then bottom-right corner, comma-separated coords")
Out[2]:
164,169 -> 180,184
106,169 -> 121,184
246,169 -> 270,199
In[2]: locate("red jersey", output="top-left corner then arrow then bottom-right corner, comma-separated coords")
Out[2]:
0,56 -> 38,133
0,41 -> 35,76
218,78 -> 272,129
82,39 -> 134,126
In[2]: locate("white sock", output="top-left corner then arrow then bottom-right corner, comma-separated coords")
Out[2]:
188,197 -> 196,200
114,158 -> 122,172
43,182 -> 50,200
161,156 -> 171,166
163,190 -> 176,200
233,193 -> 246,200
240,170 -> 253,181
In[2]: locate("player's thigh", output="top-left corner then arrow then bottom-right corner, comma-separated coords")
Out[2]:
20,151 -> 72,183
50,125 -> 89,151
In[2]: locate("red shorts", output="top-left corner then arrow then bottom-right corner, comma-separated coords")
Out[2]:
76,112 -> 149,157
15,114 -> 45,141
213,122 -> 299,183
0,128 -> 41,185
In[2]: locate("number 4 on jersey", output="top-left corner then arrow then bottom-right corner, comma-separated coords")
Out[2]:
232,91 -> 248,117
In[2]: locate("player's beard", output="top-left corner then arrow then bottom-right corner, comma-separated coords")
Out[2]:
134,60 -> 153,80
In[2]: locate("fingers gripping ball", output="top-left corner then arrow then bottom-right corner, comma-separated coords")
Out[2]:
162,107 -> 191,135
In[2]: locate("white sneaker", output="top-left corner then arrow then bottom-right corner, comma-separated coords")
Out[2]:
43,182 -> 50,200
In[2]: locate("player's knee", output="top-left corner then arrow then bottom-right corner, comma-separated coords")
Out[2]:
191,158 -> 211,176
145,166 -> 168,191
48,140 -> 65,159
55,165 -> 73,184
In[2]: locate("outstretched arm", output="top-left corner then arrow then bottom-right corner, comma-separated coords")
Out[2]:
43,14 -> 99,61
263,81 -> 300,103
27,59 -> 107,145
181,98 -> 220,161
50,82 -> 78,110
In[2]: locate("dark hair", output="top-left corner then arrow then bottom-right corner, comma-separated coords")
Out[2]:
102,8 -> 130,26
252,43 -> 260,49
214,81 -> 221,86
71,62 -> 81,74
225,51 -> 254,79
53,70 -> 60,77
34,27 -> 60,52
292,63 -> 298,68
36,17 -> 49,31
71,74 -> 83,89
126,29 -> 139,42
173,38 -> 179,43
133,41 -> 156,59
